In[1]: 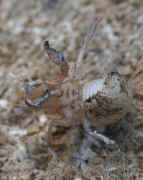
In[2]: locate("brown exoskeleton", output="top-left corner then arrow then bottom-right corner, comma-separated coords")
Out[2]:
25,18 -> 135,151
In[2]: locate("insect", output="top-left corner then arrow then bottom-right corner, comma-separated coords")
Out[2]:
24,18 -> 135,150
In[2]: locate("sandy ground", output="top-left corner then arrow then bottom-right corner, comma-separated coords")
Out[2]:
0,0 -> 143,179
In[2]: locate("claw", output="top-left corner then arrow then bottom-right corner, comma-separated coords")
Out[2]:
44,40 -> 69,83
25,80 -> 41,96
44,40 -> 66,65
25,81 -> 52,108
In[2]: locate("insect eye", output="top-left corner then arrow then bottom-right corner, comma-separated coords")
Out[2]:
86,98 -> 92,103
45,88 -> 49,94
44,40 -> 50,49
110,72 -> 120,76
61,55 -> 64,61
60,55 -> 65,63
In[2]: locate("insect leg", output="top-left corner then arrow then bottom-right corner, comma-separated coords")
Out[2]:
82,106 -> 115,145
87,131 -> 115,145
44,41 -> 69,84
25,80 -> 41,96
25,81 -> 52,108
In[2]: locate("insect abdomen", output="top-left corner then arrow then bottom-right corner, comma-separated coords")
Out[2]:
82,79 -> 105,101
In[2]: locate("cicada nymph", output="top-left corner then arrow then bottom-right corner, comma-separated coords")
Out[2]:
24,17 -> 135,149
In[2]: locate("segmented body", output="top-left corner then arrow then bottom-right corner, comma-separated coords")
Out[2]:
25,64 -> 133,129
24,38 -> 135,147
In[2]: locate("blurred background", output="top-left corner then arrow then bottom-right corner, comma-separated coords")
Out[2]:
0,0 -> 143,179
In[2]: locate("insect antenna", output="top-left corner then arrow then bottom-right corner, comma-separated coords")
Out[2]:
75,17 -> 102,79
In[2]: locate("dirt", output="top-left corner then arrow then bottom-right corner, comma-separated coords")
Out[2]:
0,0 -> 143,179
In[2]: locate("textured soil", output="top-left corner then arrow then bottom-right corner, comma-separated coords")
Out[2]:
0,0 -> 143,179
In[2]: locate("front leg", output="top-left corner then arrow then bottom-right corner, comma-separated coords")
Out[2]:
44,40 -> 69,84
